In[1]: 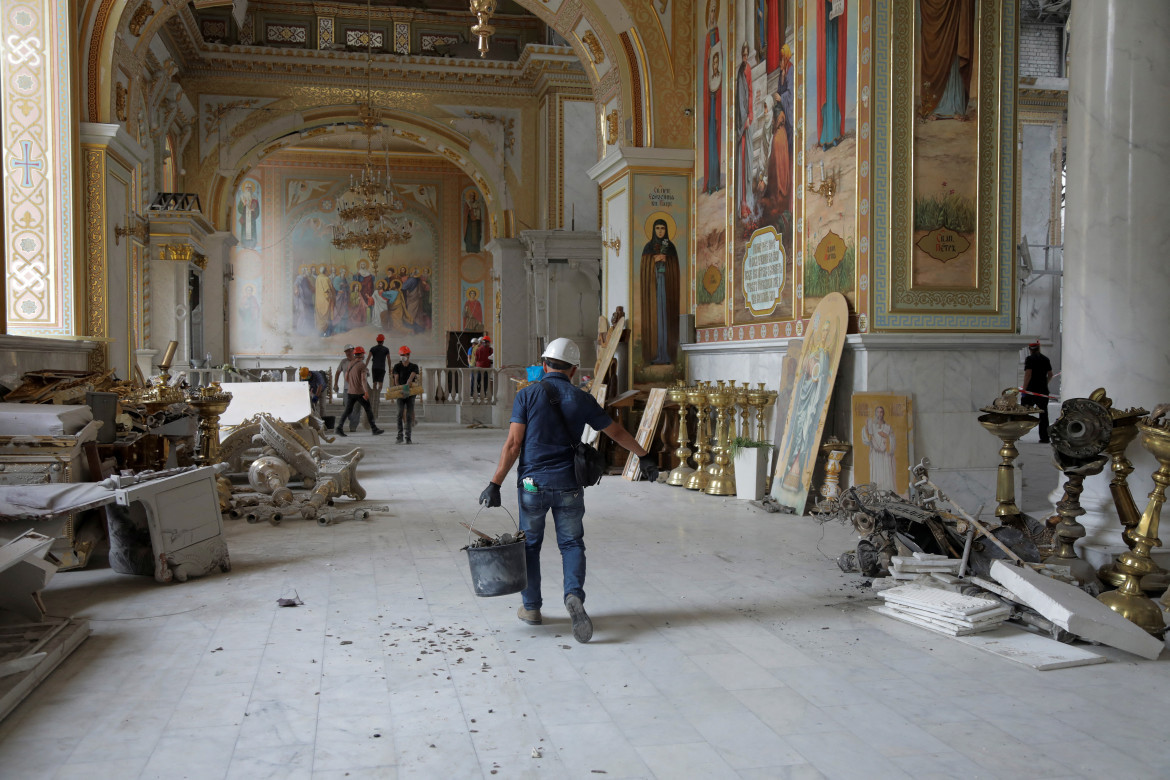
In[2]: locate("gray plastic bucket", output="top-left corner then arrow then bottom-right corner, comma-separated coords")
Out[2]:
465,507 -> 527,597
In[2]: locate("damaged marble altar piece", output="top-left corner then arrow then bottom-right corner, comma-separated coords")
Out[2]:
251,414 -> 365,523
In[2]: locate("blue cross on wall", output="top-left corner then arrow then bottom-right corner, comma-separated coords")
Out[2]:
11,140 -> 43,188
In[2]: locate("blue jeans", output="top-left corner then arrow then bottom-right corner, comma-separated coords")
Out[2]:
517,484 -> 586,611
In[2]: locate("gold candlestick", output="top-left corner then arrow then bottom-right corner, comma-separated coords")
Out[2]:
819,439 -> 851,500
1100,418 -> 1170,636
978,398 -> 1039,520
737,382 -> 752,442
1045,397 -> 1113,588
704,385 -> 736,496
685,383 -> 712,491
187,383 -> 233,466
666,381 -> 695,487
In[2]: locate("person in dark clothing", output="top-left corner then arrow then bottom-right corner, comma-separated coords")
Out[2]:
367,334 -> 391,421
1023,341 -> 1054,442
300,366 -> 328,420
391,345 -> 420,444
478,337 -> 660,644
335,346 -> 383,437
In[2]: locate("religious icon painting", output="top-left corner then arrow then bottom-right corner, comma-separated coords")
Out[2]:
623,388 -> 668,481
851,392 -> 914,496
771,291 -> 849,514
770,336 -> 803,476
631,173 -> 689,384
236,178 -> 261,250
462,186 -> 486,254
695,0 -> 728,329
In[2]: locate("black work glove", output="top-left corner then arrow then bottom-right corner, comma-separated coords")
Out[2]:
479,482 -> 502,507
638,455 -> 660,483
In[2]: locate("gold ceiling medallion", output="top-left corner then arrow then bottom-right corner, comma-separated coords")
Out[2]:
128,1 -> 154,37
469,0 -> 498,58
582,31 -> 605,65
605,109 -> 619,145
331,0 -> 414,276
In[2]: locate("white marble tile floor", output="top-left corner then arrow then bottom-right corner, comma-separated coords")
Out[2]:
0,423 -> 1168,779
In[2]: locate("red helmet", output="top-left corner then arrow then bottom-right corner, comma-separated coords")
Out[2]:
376,334 -> 385,342
399,346 -> 411,355
354,345 -> 365,355
482,334 -> 491,342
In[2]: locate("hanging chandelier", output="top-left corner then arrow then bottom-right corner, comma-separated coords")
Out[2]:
331,0 -> 413,274
469,0 -> 497,57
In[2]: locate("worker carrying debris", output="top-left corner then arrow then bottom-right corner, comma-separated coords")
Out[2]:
478,337 -> 660,643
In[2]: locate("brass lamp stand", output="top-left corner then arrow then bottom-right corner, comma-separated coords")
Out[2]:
188,383 -> 233,467
685,384 -> 712,491
666,382 -> 694,487
977,399 -> 1039,521
704,384 -> 736,496
1099,418 -> 1170,636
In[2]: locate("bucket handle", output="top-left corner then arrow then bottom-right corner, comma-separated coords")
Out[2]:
466,504 -> 519,546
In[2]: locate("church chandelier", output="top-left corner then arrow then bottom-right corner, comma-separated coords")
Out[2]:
330,0 -> 413,275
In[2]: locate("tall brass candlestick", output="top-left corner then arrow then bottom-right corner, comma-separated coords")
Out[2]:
737,382 -> 752,441
666,382 -> 695,487
1100,419 -> 1170,636
685,384 -> 712,491
977,402 -> 1039,521
188,383 -> 233,466
704,385 -> 736,496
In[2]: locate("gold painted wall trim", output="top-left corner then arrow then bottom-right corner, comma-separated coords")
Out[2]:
82,146 -> 109,371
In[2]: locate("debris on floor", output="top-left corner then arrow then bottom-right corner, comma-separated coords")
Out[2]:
872,584 -> 1011,636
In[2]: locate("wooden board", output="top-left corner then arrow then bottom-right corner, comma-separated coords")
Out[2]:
588,315 -> 626,390
852,392 -> 914,495
622,388 -> 667,481
582,383 -> 607,446
771,293 -> 850,514
770,338 -> 803,478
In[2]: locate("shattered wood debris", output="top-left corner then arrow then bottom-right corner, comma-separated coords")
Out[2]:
461,524 -> 526,550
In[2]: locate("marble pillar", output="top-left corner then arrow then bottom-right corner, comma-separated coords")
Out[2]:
1062,0 -> 1170,556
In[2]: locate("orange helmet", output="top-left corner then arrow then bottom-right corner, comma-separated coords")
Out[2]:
354,345 -> 365,355
399,346 -> 411,355
376,334 -> 385,342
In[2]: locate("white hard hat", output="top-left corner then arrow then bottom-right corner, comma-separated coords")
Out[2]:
542,337 -> 581,367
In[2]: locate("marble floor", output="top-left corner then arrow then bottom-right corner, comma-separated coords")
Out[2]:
1,422 -> 1170,779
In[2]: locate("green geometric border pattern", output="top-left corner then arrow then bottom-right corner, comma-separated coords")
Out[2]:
872,0 -> 1015,331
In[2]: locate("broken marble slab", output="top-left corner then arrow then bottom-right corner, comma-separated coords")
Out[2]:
870,605 -> 990,637
881,584 -> 1006,618
989,560 -> 1164,661
955,625 -> 1108,671
879,601 -> 1010,630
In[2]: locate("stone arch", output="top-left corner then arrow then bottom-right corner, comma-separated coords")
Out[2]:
204,109 -> 507,238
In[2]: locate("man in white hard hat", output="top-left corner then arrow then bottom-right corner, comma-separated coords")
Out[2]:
479,336 -> 659,643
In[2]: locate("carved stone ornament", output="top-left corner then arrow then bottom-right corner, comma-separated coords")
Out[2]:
581,30 -> 605,65
128,1 -> 155,37
605,109 -> 619,145
115,82 -> 128,123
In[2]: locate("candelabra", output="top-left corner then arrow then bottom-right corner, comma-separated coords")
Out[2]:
806,161 -> 837,207
704,384 -> 736,496
685,383 -> 712,491
665,381 -> 694,487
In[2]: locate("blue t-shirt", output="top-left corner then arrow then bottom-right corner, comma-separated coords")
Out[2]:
511,373 -> 612,489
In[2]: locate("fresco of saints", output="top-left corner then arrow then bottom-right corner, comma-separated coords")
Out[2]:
816,0 -> 848,148
463,287 -> 484,331
315,264 -> 333,335
354,260 -> 375,324
861,405 -> 897,491
293,265 -> 315,333
919,0 -> 975,120
764,0 -> 786,74
703,0 -> 724,194
463,190 -> 483,253
639,219 -> 680,366
331,265 -> 349,333
237,181 -> 260,249
348,281 -> 366,328
735,43 -> 756,220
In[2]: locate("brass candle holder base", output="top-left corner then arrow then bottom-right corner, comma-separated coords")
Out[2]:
188,383 -> 233,467
665,382 -> 694,487
819,439 -> 851,500
704,385 -> 736,496
1100,418 -> 1170,635
685,385 -> 712,491
978,405 -> 1039,521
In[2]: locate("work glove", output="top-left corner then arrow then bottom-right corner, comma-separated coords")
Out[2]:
638,455 -> 660,483
402,384 -> 410,395
479,482 -> 502,507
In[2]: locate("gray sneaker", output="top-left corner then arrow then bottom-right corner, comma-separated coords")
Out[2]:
517,606 -> 542,625
564,594 -> 592,643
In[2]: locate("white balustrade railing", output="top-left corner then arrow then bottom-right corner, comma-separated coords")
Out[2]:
426,367 -> 499,405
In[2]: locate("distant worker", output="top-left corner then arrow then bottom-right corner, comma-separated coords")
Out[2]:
335,346 -> 383,437
332,344 -> 360,432
391,345 -> 420,444
479,337 -> 660,644
474,334 -> 494,396
367,334 -> 391,421
300,366 -> 328,421
1023,341 -> 1054,443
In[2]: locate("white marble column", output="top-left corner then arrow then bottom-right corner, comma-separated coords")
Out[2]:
1063,0 -> 1170,552
486,237 -> 527,371
203,231 -> 237,366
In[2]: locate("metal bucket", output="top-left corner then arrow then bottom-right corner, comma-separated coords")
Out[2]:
464,507 -> 527,597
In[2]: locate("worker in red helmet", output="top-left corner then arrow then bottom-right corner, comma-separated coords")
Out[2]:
366,334 -> 390,421
391,345 -> 420,443
334,345 -> 383,437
